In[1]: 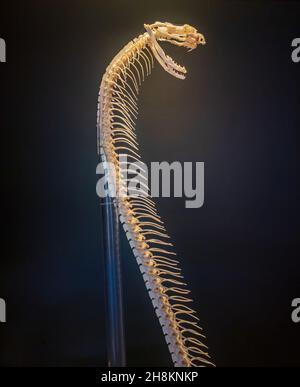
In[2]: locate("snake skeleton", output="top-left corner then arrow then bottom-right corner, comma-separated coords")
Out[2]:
97,22 -> 214,367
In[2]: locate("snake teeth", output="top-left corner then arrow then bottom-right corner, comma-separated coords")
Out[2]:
166,55 -> 187,74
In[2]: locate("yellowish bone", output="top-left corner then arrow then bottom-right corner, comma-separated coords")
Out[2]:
98,22 -> 213,367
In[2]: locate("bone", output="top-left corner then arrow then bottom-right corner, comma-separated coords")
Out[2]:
98,25 -> 213,367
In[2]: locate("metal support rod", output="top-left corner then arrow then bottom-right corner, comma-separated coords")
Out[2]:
101,189 -> 126,367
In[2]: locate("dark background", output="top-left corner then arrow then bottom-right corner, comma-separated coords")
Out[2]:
0,0 -> 300,366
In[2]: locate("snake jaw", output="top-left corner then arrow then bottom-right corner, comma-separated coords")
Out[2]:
144,21 -> 205,80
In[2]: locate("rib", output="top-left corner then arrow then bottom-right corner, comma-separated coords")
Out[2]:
97,25 -> 213,367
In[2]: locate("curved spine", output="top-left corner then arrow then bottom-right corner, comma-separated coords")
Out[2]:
97,31 -> 213,367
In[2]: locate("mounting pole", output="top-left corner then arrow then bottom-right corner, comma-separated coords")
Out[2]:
100,156 -> 126,367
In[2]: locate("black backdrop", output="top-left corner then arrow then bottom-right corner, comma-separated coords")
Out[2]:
0,0 -> 300,366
